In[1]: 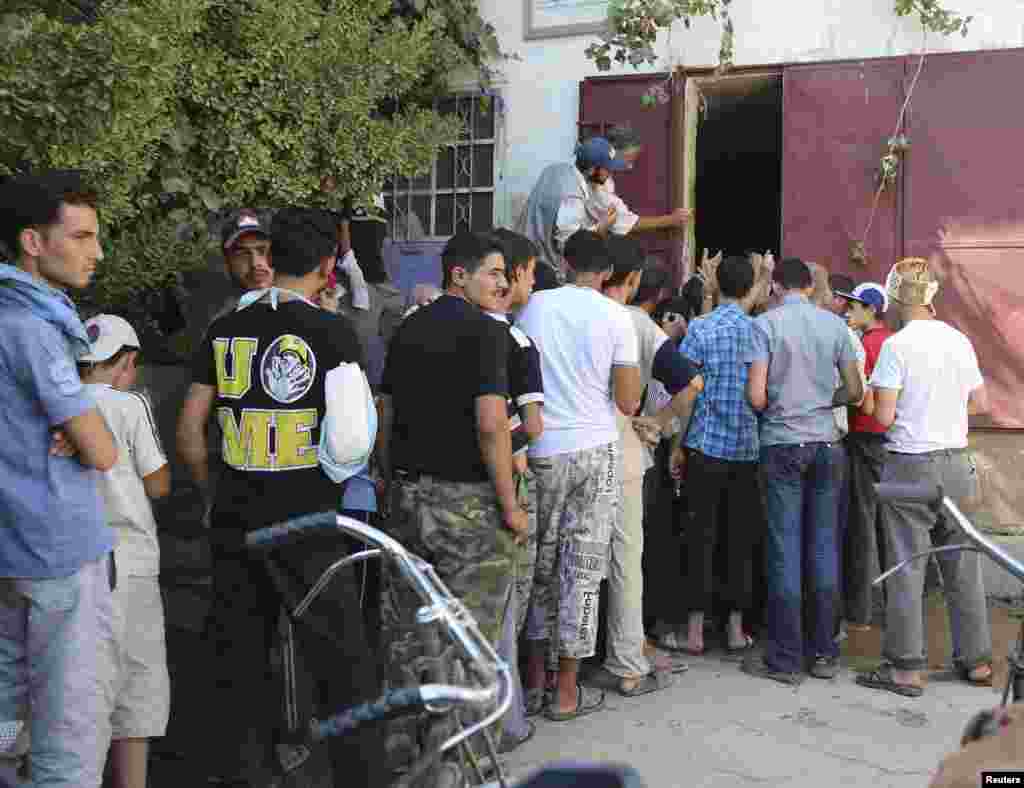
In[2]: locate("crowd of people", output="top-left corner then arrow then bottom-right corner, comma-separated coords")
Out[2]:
0,145 -> 995,788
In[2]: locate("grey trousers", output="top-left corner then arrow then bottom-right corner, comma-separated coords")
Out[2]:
879,450 -> 992,671
845,433 -> 889,625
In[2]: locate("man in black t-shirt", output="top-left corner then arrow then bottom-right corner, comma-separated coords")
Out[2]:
377,231 -> 528,767
177,207 -> 388,786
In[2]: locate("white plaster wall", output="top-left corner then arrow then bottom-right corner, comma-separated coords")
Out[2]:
480,0 -> 1024,225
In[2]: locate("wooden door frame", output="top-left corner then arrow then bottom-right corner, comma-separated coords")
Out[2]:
669,67 -> 783,282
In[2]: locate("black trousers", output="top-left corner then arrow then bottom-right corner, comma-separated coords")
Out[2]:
206,513 -> 390,786
684,451 -> 758,615
844,432 -> 890,625
642,441 -> 686,632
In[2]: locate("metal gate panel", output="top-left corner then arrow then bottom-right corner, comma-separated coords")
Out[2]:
903,49 -> 1024,428
781,60 -> 907,283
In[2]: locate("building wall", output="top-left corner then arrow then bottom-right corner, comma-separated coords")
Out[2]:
481,0 -> 1024,225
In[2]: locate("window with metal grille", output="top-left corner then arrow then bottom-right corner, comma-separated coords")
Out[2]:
383,94 -> 497,240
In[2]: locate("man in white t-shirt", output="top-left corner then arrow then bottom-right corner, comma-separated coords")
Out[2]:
856,258 -> 992,698
597,238 -> 702,696
517,230 -> 641,722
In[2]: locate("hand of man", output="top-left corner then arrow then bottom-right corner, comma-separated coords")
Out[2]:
49,429 -> 77,458
631,416 -> 662,448
669,446 -> 687,480
597,205 -> 618,236
503,506 -> 529,544
512,452 -> 528,476
700,249 -> 722,295
671,208 -> 693,227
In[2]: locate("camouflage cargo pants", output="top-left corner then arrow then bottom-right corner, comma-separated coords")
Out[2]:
379,473 -> 516,770
526,442 -> 620,668
514,470 -> 539,638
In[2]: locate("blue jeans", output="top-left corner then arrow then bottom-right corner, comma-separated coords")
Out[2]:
0,557 -> 115,788
760,443 -> 845,673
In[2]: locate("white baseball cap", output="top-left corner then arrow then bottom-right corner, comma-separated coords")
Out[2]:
81,315 -> 141,363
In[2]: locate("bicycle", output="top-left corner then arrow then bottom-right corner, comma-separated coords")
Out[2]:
872,482 -> 1024,743
246,512 -> 646,788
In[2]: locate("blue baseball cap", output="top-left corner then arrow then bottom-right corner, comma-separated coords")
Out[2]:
837,282 -> 888,313
576,137 -> 628,171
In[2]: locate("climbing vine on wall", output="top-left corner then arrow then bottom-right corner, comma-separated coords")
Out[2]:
585,0 -> 972,77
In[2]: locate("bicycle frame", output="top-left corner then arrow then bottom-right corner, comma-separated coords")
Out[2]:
246,512 -> 513,785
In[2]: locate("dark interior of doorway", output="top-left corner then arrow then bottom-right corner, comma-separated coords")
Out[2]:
694,75 -> 783,261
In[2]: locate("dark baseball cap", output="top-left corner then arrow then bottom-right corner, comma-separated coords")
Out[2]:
221,209 -> 269,252
576,137 -> 628,171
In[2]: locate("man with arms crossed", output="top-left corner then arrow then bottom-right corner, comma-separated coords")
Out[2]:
0,171 -> 118,787
857,258 -> 992,697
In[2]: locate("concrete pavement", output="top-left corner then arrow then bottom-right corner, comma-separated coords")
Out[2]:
499,654 -> 1000,788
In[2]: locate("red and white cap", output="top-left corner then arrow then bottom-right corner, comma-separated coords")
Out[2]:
81,315 -> 141,363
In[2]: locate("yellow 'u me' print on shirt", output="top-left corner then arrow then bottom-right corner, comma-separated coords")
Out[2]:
212,336 -> 319,472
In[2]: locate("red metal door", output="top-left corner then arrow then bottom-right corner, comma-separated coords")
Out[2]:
579,74 -> 675,270
903,49 -> 1024,428
781,60 -> 907,284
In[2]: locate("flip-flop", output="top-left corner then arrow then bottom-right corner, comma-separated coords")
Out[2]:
856,668 -> 924,698
659,632 -> 704,656
498,720 -> 537,754
957,664 -> 994,687
544,684 -> 606,722
618,671 -> 672,697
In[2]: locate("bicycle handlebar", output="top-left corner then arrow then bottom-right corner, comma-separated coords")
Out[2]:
245,512 -> 513,764
245,511 -> 344,551
874,482 -> 943,505
310,683 -> 500,741
872,483 -> 1024,586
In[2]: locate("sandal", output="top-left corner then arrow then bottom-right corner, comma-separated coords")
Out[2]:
652,650 -> 689,674
498,721 -> 536,754
856,667 -> 924,698
618,672 -> 672,697
957,663 -> 994,687
544,684 -> 606,722
525,687 -> 547,718
659,631 -> 704,656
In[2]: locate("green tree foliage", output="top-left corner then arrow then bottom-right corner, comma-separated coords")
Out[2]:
0,0 -> 475,309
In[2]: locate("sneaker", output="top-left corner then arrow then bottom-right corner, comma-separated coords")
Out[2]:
809,655 -> 839,680
833,620 -> 848,645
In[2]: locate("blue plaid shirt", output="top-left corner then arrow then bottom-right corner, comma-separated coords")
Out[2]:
680,303 -> 759,461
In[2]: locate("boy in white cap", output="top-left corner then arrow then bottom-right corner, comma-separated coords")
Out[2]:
78,315 -> 171,788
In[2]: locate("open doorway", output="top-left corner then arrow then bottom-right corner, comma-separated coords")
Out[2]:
685,73 -> 783,264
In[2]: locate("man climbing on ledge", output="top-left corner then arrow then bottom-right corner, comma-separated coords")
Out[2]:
518,136 -> 691,283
